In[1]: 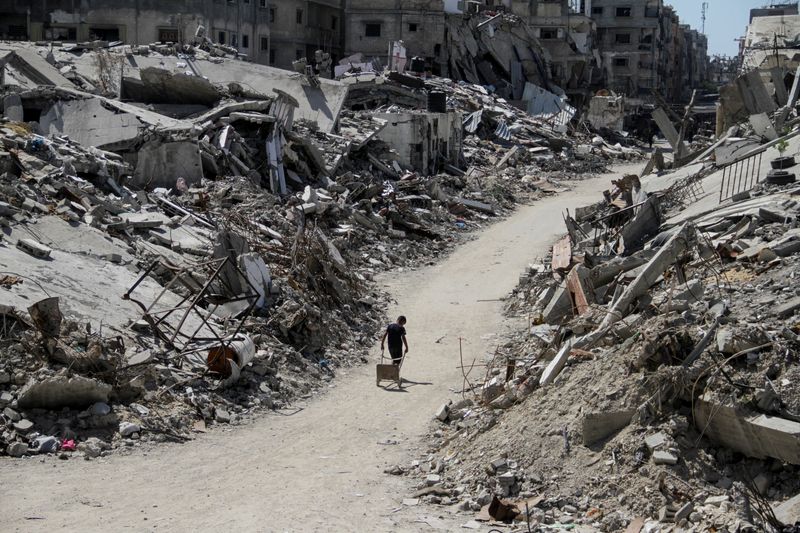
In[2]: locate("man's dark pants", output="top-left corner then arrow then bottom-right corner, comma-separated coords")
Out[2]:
389,345 -> 403,365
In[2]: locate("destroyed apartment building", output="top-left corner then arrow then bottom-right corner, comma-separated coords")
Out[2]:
342,0 -> 708,107
374,18 -> 800,533
0,0 -> 343,71
0,33 -> 647,463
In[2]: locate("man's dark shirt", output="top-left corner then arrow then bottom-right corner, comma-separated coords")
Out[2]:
386,323 -> 406,349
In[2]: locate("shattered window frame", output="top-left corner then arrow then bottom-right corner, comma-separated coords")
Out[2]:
269,7 -> 276,22
591,6 -> 603,15
408,22 -> 418,32
365,22 -> 382,37
296,8 -> 303,25
242,34 -> 249,48
615,6 -> 632,17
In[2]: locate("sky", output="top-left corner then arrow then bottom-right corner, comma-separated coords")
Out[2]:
665,0 -> 778,57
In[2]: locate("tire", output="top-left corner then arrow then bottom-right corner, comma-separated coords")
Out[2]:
771,156 -> 796,170
766,170 -> 797,185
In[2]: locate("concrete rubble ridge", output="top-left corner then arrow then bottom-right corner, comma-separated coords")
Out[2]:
0,38 -> 648,462
406,58 -> 800,532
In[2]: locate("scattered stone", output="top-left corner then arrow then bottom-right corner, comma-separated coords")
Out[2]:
704,495 -> 729,506
13,419 -> 34,432
644,432 -> 667,450
119,421 -> 141,437
652,450 -> 679,465
426,474 -> 441,486
3,407 -> 21,422
90,402 -> 111,416
7,442 -> 28,457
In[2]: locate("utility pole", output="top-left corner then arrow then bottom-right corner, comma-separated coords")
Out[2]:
701,2 -> 708,34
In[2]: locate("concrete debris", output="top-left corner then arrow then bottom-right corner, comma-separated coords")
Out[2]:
400,63 -> 800,529
0,36 -> 649,460
17,375 -> 112,410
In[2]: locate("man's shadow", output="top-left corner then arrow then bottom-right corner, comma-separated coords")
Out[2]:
379,378 -> 433,393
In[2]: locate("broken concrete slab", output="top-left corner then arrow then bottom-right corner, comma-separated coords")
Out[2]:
773,492 -> 800,526
694,394 -> 800,464
581,410 -> 635,445
122,67 -> 221,106
147,57 -> 348,133
17,375 -> 112,409
39,98 -> 144,150
9,49 -> 76,88
543,285 -> 572,324
749,113 -> 778,141
736,69 -> 778,115
774,297 -> 800,318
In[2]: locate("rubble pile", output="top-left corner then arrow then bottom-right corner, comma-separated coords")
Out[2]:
395,118 -> 800,529
0,41 -> 639,460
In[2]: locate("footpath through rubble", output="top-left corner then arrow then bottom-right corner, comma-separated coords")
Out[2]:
0,42 -> 640,460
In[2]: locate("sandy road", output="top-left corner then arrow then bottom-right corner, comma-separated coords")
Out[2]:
1,171 -> 630,532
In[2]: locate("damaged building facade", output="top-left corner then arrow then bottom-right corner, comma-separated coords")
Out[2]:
591,0 -> 708,101
0,0 -> 345,71
341,0 -> 706,105
344,0 -> 447,75
740,7 -> 800,98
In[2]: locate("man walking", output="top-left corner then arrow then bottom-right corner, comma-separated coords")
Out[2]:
381,316 -> 408,365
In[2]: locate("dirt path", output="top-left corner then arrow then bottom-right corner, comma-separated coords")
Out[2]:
1,171 -> 630,532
